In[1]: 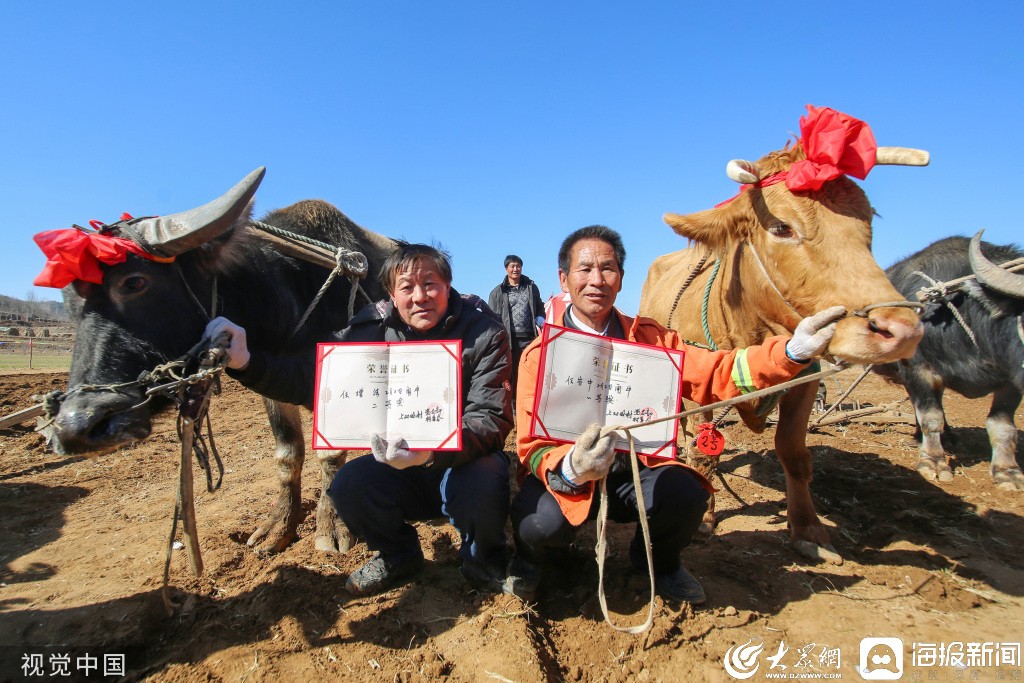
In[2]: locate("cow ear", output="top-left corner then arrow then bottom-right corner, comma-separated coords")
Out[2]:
194,199 -> 255,275
663,199 -> 748,251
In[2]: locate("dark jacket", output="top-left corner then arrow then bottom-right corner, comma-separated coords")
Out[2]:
487,275 -> 545,343
229,289 -> 513,469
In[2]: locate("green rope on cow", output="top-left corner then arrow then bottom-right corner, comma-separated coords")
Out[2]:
701,259 -> 721,351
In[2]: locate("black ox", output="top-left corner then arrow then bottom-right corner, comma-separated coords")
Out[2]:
48,168 -> 398,552
878,231 -> 1024,490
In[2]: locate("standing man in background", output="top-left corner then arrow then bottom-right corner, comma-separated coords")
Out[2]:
489,254 -> 545,404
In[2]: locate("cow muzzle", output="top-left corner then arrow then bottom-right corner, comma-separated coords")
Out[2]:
828,304 -> 924,364
49,389 -> 153,455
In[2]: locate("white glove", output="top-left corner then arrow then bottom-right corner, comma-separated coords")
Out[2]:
204,316 -> 251,370
370,433 -> 431,469
786,306 -> 846,362
561,423 -> 616,484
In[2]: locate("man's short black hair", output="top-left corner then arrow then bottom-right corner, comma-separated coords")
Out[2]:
504,254 -> 523,268
381,241 -> 453,293
557,225 -> 626,274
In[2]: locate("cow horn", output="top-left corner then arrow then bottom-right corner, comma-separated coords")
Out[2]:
119,167 -> 267,257
726,159 -> 759,184
875,147 -> 930,166
969,229 -> 1024,297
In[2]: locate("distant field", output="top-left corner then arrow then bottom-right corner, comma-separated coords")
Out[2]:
0,354 -> 71,373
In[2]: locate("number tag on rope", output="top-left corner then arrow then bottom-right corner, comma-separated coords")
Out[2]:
696,423 -> 725,456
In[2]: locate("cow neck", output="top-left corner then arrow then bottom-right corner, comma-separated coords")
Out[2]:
743,240 -> 802,327
708,243 -> 794,345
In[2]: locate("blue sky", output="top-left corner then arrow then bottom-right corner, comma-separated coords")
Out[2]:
2,2 -> 1021,315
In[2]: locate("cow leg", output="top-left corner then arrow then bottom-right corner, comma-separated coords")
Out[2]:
683,411 -> 717,534
246,399 -> 304,553
775,382 -> 842,565
988,386 -> 1023,491
314,450 -> 353,552
907,376 -> 954,482
903,365 -> 954,481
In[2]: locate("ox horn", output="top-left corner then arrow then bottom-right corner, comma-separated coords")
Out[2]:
969,229 -> 1024,298
726,159 -> 759,184
875,147 -> 930,166
119,167 -> 267,258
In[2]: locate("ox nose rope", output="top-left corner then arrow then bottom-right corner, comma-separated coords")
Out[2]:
591,362 -> 847,633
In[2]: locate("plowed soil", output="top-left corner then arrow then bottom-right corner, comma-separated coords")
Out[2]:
2,371 -> 1022,682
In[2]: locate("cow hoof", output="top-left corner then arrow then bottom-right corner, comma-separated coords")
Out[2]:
314,493 -> 352,553
793,540 -> 844,566
314,528 -> 353,554
246,523 -> 295,554
917,458 -> 953,482
697,511 -> 717,537
993,467 -> 1024,491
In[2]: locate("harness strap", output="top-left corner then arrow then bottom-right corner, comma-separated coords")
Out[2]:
746,240 -> 802,320
912,271 -> 979,347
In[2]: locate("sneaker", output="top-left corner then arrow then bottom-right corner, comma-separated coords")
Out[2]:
503,555 -> 541,602
345,551 -> 424,596
460,559 -> 507,593
653,566 -> 706,605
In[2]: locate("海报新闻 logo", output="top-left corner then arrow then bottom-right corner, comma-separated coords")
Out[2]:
859,637 -> 904,680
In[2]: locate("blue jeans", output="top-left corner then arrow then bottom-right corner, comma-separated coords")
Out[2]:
328,451 -> 511,568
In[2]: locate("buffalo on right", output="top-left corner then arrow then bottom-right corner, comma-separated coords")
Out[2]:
878,230 -> 1024,490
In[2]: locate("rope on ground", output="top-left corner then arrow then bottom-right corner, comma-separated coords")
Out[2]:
810,364 -> 874,427
591,362 -> 848,633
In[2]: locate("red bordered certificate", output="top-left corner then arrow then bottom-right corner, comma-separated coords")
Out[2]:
529,325 -> 684,459
312,340 -> 462,451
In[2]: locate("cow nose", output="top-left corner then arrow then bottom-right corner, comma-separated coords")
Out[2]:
50,392 -> 152,453
867,309 -> 924,346
54,406 -> 110,448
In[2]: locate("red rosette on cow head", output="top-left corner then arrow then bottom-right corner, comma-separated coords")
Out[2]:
786,105 -> 878,192
32,227 -> 174,289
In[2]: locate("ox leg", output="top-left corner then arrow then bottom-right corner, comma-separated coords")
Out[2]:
988,387 -> 1024,491
904,365 -> 954,482
775,382 -> 842,565
246,399 -> 305,553
914,403 -> 954,482
314,450 -> 353,553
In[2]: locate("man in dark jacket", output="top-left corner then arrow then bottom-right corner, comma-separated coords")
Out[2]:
487,254 -> 545,401
205,242 -> 514,596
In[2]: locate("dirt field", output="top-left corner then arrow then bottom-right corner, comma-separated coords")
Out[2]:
2,370 -> 1022,682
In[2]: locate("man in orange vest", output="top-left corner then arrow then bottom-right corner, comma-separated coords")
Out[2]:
507,225 -> 843,604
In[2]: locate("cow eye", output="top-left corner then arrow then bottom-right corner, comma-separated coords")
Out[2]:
768,222 -> 795,238
122,275 -> 148,293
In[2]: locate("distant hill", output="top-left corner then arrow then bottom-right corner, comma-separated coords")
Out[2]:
0,293 -> 67,322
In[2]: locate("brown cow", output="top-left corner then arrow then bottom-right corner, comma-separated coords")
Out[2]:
639,108 -> 927,564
